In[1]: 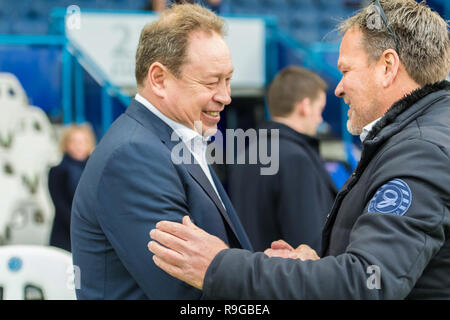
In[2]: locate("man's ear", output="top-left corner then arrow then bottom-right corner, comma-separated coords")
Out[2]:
295,98 -> 310,117
380,49 -> 400,88
145,62 -> 168,98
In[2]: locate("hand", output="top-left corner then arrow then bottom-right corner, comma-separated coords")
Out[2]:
264,240 -> 298,259
294,244 -> 320,261
264,240 -> 320,261
148,216 -> 229,290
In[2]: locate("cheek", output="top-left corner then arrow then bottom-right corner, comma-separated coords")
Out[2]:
344,75 -> 358,95
197,93 -> 215,109
347,76 -> 368,102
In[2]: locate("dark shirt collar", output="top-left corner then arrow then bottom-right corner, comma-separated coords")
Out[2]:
259,120 -> 320,152
63,153 -> 88,166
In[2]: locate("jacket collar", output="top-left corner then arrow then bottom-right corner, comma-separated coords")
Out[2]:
360,80 -> 450,167
62,153 -> 88,166
125,98 -> 175,145
259,120 -> 320,152
366,80 -> 450,142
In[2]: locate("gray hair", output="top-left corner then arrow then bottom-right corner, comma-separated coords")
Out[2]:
339,0 -> 450,86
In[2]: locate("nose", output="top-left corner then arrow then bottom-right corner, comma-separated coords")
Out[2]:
214,80 -> 232,106
335,78 -> 344,98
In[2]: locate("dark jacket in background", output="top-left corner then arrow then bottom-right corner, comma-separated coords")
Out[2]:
48,154 -> 87,252
229,120 -> 337,253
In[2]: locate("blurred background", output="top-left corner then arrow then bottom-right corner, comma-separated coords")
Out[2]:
0,0 -> 448,299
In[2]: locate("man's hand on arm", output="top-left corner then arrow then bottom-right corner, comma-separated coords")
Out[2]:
148,215 -> 229,290
264,239 -> 320,261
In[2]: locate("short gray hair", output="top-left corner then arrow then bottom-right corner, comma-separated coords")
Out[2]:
339,0 -> 450,86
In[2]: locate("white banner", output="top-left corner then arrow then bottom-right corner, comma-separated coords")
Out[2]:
66,11 -> 266,94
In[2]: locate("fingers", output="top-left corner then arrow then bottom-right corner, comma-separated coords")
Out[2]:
149,228 -> 186,255
152,254 -> 184,283
148,240 -> 184,266
155,219 -> 192,241
271,239 -> 294,251
182,215 -> 196,228
264,248 -> 298,259
295,244 -> 320,261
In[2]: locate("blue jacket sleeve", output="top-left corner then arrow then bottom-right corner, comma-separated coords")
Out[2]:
96,140 -> 201,299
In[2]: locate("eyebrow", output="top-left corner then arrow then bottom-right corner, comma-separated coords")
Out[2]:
206,68 -> 234,78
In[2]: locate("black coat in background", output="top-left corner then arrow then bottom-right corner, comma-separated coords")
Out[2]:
48,154 -> 87,252
228,120 -> 337,253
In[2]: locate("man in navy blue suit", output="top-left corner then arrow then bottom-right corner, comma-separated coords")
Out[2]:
70,3 -> 252,299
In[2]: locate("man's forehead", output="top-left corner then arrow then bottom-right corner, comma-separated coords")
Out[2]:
183,31 -> 233,74
337,57 -> 351,70
187,29 -> 227,50
337,28 -> 367,68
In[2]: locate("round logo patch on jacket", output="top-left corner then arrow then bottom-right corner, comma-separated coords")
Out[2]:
368,179 -> 412,216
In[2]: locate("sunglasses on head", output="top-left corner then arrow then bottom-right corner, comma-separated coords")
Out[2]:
372,0 -> 400,52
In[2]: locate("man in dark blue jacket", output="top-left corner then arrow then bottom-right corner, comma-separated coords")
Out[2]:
229,66 -> 337,253
149,0 -> 450,299
71,3 -> 252,299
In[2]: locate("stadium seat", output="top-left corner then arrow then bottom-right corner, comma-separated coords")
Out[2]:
286,0 -> 314,10
229,0 -> 260,14
0,245 -> 76,299
0,73 -> 60,246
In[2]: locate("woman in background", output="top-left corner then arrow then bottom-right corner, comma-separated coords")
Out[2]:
48,124 -> 95,252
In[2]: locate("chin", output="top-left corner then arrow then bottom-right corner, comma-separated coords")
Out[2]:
346,120 -> 362,136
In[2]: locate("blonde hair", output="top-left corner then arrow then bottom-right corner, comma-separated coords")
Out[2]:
339,0 -> 450,86
60,123 -> 96,155
135,3 -> 226,88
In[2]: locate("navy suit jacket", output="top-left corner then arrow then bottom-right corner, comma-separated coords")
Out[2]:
71,99 -> 253,299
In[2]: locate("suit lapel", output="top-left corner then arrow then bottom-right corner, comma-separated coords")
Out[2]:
210,168 -> 253,251
126,100 -> 247,248
125,99 -> 174,144
173,148 -> 249,249
183,162 -> 232,225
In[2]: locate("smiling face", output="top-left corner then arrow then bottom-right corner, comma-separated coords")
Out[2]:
335,27 -> 383,135
163,30 -> 233,136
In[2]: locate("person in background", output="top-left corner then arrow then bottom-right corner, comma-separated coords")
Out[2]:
48,124 -> 95,252
229,66 -> 337,253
